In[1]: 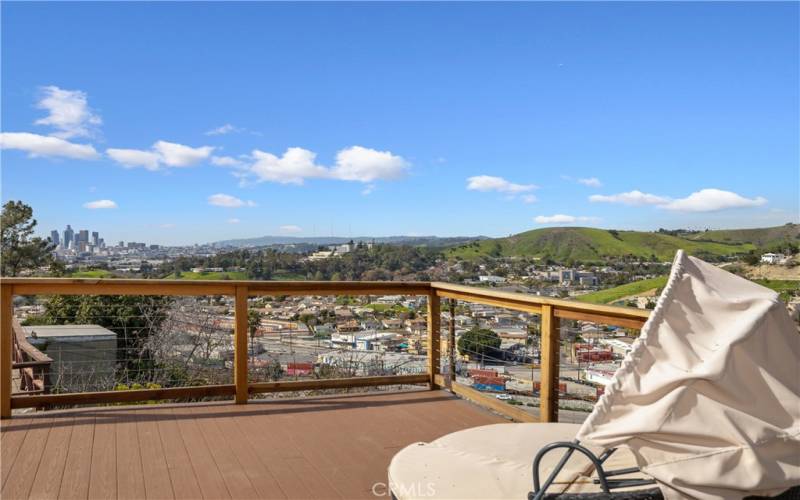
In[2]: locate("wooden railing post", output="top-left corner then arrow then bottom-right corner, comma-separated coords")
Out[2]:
427,292 -> 441,389
234,286 -> 249,404
540,304 -> 560,423
448,299 -> 456,390
1,284 -> 13,418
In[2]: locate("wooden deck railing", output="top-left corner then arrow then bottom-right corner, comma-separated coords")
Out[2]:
11,319 -> 52,394
0,278 -> 650,421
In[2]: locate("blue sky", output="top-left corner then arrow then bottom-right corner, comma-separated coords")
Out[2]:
2,2 -> 798,245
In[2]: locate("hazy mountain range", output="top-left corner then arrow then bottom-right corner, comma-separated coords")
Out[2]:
212,235 -> 488,248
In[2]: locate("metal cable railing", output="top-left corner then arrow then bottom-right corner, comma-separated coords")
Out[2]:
0,278 -> 649,421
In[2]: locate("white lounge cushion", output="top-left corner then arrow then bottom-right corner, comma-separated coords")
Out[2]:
388,423 -> 644,499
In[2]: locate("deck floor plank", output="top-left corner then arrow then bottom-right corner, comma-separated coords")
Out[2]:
279,403 -> 371,498
188,405 -> 260,499
212,406 -> 288,499
233,406 -> 317,499
1,389 -> 505,500
57,414 -> 95,500
1,417 -> 33,491
116,411 -> 146,500
172,407 -> 231,499
135,408 -> 175,500
157,409 -> 203,500
88,414 -> 117,500
28,416 -> 74,500
265,410 -> 348,499
1,417 -> 53,500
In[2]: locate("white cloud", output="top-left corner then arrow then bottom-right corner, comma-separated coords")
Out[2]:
106,141 -> 213,170
159,223 -> 176,229
361,184 -> 376,196
211,155 -> 245,167
331,146 -> 408,182
534,214 -> 599,224
589,190 -> 670,206
208,193 -> 256,208
34,85 -> 102,139
154,141 -> 214,167
0,132 -> 99,160
106,148 -> 161,170
227,218 -> 241,224
205,124 -> 241,136
279,225 -> 302,233
245,146 -> 409,185
521,194 -> 538,204
249,147 -> 329,185
466,175 -> 537,194
83,199 -> 117,209
661,189 -> 767,212
578,177 -> 602,188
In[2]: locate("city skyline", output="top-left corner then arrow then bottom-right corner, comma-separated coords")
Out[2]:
2,2 -> 798,245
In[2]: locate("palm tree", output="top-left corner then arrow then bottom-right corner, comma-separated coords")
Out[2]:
248,309 -> 262,355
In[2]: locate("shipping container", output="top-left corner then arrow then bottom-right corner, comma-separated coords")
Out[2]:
469,368 -> 499,378
533,381 -> 567,393
472,383 -> 505,393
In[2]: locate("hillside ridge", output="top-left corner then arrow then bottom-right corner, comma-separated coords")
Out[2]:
448,224 -> 798,262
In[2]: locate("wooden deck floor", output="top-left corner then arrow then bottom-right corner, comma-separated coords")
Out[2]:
1,389 -> 506,499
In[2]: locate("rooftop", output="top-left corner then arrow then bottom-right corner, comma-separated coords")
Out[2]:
22,324 -> 117,340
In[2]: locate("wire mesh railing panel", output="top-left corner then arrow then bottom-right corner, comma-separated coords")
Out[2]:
439,298 -> 540,418
438,298 -> 642,423
556,319 -> 642,423
246,294 -> 430,398
14,295 -> 235,401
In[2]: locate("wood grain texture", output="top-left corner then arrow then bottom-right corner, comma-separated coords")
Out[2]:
540,304 -> 560,423
0,390 -> 505,499
427,293 -> 441,389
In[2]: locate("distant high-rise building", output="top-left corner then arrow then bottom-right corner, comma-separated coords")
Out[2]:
118,241 -> 124,248
50,230 -> 60,246
63,225 -> 74,249
79,230 -> 89,244
91,231 -> 99,247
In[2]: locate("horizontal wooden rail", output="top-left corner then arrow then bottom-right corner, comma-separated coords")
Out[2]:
430,282 -> 649,329
249,374 -> 430,393
10,384 -> 237,408
434,375 -> 536,423
13,319 -> 53,364
2,278 -> 430,297
12,360 -> 52,369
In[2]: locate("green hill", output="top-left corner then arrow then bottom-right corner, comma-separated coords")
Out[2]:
447,227 -> 754,262
574,276 -> 798,305
682,223 -> 799,247
575,276 -> 668,305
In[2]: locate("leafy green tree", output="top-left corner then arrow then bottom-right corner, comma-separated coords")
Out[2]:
457,327 -> 501,362
252,359 -> 284,381
248,308 -> 262,336
298,313 -> 317,336
743,251 -> 760,266
1,201 -> 54,276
